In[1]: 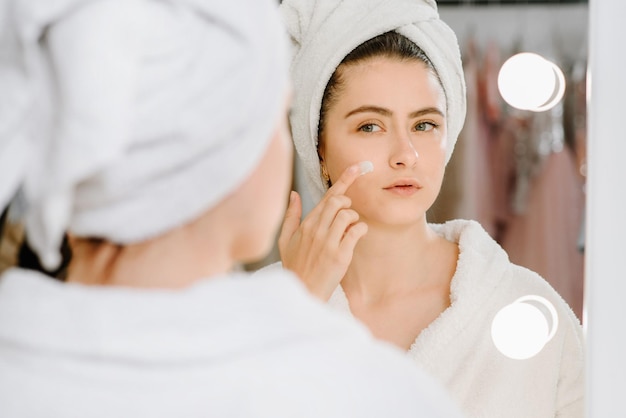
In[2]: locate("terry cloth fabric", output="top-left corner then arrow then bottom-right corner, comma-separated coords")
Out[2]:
0,0 -> 290,269
327,219 -> 585,418
280,0 -> 467,203
0,267 -> 465,418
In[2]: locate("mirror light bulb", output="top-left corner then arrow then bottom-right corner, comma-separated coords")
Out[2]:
497,52 -> 566,112
491,295 -> 559,360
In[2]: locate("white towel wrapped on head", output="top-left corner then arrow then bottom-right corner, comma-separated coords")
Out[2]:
280,0 -> 466,204
0,0 -> 290,269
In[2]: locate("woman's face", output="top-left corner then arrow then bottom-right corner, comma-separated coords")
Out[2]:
320,56 -> 448,227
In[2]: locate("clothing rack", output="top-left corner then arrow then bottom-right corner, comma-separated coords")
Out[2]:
438,0 -> 587,5
438,3 -> 588,64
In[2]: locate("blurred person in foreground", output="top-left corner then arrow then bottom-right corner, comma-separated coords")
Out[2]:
0,0 -> 464,417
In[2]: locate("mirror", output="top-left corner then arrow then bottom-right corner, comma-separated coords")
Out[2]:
432,2 -> 588,323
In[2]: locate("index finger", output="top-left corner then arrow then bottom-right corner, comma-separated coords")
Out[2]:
326,160 -> 374,198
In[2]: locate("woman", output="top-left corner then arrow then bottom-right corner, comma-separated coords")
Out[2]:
0,1 -> 464,417
278,0 -> 584,417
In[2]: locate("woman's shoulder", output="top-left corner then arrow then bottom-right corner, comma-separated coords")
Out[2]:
498,261 -> 584,335
432,218 -> 583,331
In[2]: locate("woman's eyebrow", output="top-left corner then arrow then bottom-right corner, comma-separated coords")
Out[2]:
345,105 -> 444,119
408,107 -> 445,119
344,105 -> 391,119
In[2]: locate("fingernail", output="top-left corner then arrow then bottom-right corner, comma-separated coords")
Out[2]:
358,161 -> 374,175
289,191 -> 296,202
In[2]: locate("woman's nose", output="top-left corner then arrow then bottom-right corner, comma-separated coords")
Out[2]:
389,133 -> 418,168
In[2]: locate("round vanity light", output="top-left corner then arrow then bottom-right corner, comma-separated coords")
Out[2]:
491,295 -> 559,360
497,52 -> 566,112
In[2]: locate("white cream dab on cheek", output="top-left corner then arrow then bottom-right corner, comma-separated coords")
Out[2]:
358,161 -> 374,175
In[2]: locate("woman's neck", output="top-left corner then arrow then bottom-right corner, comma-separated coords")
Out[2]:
341,219 -> 457,304
66,220 -> 235,289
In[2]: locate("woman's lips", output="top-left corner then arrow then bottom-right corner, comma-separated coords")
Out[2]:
383,179 -> 421,196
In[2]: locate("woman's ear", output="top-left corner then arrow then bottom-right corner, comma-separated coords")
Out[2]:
317,139 -> 332,187
317,143 -> 331,186
320,162 -> 330,186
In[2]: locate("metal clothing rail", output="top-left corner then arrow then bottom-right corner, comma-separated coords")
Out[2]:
438,2 -> 588,65
437,0 -> 587,5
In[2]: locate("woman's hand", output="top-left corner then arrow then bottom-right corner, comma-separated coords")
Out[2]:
278,162 -> 371,301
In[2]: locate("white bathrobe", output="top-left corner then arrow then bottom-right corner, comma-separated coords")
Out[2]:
328,219 -> 584,418
0,268 -> 464,418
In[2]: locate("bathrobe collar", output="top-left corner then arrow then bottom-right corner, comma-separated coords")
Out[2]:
328,219 -> 510,355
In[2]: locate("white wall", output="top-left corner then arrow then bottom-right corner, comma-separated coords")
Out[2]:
585,0 -> 626,416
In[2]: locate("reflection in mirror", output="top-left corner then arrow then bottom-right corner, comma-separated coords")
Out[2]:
273,0 -> 587,416
432,3 -> 588,323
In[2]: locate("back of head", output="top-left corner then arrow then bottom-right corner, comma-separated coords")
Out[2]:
280,0 -> 466,203
0,0 -> 290,270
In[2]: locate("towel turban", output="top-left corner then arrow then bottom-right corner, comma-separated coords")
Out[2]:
0,0 -> 290,269
280,0 -> 466,203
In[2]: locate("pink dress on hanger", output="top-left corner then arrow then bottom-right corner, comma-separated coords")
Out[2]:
499,133 -> 585,321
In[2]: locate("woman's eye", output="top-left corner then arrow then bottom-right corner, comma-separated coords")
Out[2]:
358,123 -> 381,133
415,121 -> 437,132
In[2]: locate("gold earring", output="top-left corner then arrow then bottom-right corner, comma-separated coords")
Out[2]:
321,165 -> 331,187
